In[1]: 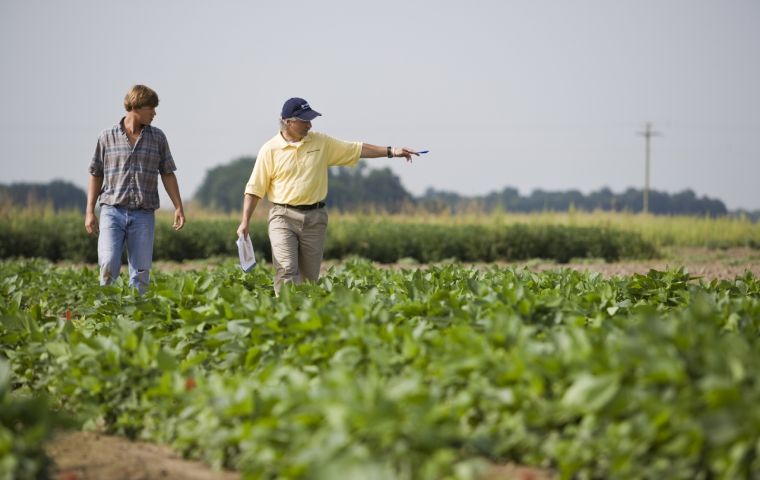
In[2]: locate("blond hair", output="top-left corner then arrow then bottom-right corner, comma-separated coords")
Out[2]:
123,85 -> 159,111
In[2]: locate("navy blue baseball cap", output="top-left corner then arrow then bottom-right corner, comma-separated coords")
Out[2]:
281,97 -> 321,120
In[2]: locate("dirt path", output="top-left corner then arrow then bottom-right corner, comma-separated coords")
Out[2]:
47,431 -> 239,480
518,247 -> 760,280
46,431 -> 552,480
381,247 -> 760,281
152,247 -> 760,281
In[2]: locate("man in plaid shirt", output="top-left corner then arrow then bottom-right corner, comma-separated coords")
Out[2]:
85,85 -> 185,294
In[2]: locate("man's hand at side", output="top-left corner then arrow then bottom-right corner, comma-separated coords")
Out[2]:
85,174 -> 103,235
173,207 -> 185,231
237,193 -> 260,239
85,211 -> 99,235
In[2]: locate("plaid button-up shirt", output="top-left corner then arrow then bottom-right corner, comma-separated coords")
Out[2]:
89,118 -> 177,210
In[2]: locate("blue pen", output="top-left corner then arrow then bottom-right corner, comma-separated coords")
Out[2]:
417,150 -> 429,154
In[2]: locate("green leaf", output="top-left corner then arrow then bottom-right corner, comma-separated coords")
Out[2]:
156,348 -> 178,372
561,373 -> 620,413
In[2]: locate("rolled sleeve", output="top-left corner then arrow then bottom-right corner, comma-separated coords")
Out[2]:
158,132 -> 177,174
89,138 -> 105,176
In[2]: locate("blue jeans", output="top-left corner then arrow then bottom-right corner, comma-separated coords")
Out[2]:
98,205 -> 155,295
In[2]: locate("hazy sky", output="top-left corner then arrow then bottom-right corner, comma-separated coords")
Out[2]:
2,0 -> 759,210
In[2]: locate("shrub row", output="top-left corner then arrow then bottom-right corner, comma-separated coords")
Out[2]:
0,215 -> 657,263
326,221 -> 657,263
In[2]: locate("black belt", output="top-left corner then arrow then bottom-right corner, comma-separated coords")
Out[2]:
273,201 -> 325,211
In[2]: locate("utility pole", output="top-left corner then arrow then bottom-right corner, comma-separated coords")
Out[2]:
637,122 -> 661,214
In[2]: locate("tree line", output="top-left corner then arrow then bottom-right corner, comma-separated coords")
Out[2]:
193,157 -> 412,213
0,180 -> 86,212
421,186 -> 731,217
192,156 -> 746,218
3,159 -> 757,220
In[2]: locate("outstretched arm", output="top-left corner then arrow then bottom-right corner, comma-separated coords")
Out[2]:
360,144 -> 420,163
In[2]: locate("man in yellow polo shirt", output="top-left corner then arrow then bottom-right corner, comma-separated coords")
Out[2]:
237,97 -> 420,294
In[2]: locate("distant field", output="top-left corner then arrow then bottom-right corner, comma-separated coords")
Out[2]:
0,209 -> 656,264
326,210 -> 760,249
165,206 -> 760,249
1,208 -> 758,265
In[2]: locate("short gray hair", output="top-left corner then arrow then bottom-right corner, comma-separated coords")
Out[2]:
279,117 -> 297,130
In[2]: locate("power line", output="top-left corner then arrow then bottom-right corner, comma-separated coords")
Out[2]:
637,122 -> 662,214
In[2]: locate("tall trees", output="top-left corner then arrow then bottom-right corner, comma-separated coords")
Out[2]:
421,186 -> 729,216
194,158 -> 414,213
194,156 -> 256,213
0,180 -> 86,211
193,157 -> 733,217
327,163 -> 412,212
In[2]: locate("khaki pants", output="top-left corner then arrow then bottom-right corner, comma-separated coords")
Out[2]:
268,204 -> 328,294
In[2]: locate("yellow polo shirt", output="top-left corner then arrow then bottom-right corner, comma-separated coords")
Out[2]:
244,131 -> 362,205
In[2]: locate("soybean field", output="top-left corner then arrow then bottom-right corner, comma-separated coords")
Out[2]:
2,258 -> 760,479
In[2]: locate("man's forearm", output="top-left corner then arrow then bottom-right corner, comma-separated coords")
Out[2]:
87,175 -> 103,213
360,143 -> 391,158
241,193 -> 260,223
161,173 -> 184,209
360,144 -> 418,162
236,193 -> 260,237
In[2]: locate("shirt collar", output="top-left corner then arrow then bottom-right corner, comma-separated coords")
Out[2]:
118,117 -> 151,136
274,131 -> 312,150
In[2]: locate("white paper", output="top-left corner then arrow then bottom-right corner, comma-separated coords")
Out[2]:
236,234 -> 256,272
